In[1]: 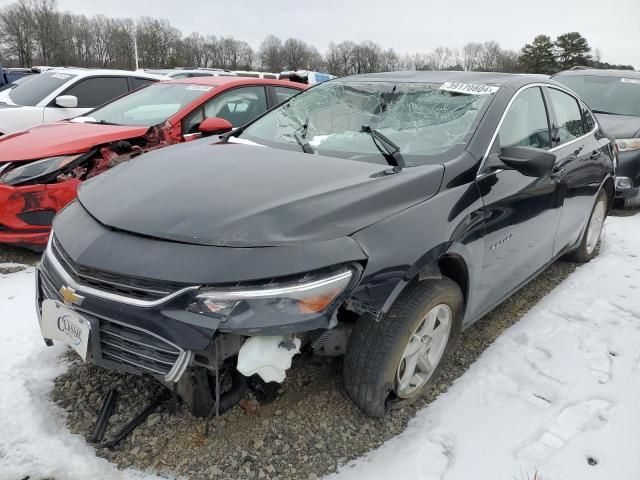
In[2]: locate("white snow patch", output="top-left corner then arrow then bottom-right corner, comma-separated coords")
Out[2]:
330,215 -> 640,480
0,265 -> 166,479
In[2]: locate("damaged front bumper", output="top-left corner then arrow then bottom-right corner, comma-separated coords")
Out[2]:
36,234 -> 360,387
0,179 -> 79,248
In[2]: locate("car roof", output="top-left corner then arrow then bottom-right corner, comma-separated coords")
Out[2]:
44,68 -> 162,80
553,68 -> 640,79
163,76 -> 306,89
164,69 -> 236,76
338,70 -> 573,91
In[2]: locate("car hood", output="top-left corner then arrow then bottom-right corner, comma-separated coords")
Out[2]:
595,113 -> 640,139
78,142 -> 445,247
0,122 -> 150,162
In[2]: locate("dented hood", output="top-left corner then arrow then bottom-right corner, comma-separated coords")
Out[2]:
78,142 -> 444,247
0,122 -> 150,162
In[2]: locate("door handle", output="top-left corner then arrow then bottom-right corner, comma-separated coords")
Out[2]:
590,151 -> 601,161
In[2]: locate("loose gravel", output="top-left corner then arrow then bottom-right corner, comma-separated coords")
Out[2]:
45,259 -> 577,480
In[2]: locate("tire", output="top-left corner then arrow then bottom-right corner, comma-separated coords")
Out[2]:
566,189 -> 608,263
343,276 -> 463,417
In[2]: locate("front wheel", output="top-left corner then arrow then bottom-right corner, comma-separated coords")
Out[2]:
344,277 -> 463,417
566,189 -> 608,263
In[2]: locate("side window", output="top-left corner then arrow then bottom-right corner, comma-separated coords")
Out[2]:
498,87 -> 551,150
183,86 -> 267,133
272,86 -> 300,105
64,77 -> 129,108
132,77 -> 156,90
580,101 -> 596,132
548,88 -> 585,145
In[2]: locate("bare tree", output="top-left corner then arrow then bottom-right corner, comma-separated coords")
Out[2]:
259,35 -> 283,72
427,46 -> 453,70
461,42 -> 483,71
477,41 -> 501,71
0,1 -> 35,66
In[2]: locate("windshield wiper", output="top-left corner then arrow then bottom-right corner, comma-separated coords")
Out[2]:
360,125 -> 406,172
591,109 -> 623,116
293,130 -> 314,154
87,119 -> 121,126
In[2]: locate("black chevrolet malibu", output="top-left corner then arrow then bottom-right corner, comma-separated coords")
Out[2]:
553,69 -> 640,208
36,71 -> 615,417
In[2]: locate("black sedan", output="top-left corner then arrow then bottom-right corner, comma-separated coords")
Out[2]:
36,72 -> 615,418
553,69 -> 640,208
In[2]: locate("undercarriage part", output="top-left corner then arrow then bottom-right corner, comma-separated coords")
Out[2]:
176,367 -> 248,418
100,391 -> 169,449
311,323 -> 353,357
89,389 -> 118,443
237,335 -> 301,383
205,368 -> 248,433
247,375 -> 281,405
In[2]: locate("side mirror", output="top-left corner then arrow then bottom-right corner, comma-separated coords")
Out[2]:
55,95 -> 78,108
199,117 -> 233,135
499,146 -> 556,177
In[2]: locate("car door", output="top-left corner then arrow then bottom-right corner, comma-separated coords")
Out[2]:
475,86 -> 561,310
543,87 -> 610,255
43,76 -> 129,123
181,86 -> 268,136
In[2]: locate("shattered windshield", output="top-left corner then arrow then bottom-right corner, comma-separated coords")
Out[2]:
74,83 -> 213,127
241,80 -> 495,166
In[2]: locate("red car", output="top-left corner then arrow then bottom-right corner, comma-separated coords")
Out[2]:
0,77 -> 306,249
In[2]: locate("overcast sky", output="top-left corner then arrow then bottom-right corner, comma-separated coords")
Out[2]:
15,0 -> 640,68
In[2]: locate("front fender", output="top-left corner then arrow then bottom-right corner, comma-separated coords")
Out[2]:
350,180 -> 485,321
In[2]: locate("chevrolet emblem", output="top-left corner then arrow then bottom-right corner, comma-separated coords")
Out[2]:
60,285 -> 84,306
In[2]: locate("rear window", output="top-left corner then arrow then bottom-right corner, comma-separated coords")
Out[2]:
554,74 -> 640,117
9,71 -> 77,106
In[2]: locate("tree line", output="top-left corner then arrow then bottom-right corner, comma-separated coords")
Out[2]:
0,0 -> 635,74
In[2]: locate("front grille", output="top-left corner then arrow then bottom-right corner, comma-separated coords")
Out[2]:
97,317 -> 181,376
50,236 -> 187,300
38,258 -> 184,379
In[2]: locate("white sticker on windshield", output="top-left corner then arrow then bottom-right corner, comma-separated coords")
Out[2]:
621,78 -> 640,84
439,82 -> 499,95
186,85 -> 214,91
51,73 -> 71,80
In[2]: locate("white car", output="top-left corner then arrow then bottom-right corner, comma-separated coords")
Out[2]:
141,68 -> 237,80
233,71 -> 279,79
0,68 -> 162,135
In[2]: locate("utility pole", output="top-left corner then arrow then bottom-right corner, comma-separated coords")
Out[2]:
133,22 -> 139,70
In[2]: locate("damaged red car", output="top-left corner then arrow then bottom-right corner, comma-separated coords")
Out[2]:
0,77 -> 306,249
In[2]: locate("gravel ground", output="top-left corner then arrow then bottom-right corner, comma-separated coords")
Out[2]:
45,260 -> 577,480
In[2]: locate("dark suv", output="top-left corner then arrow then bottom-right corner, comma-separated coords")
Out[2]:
36,72 -> 615,418
553,69 -> 640,208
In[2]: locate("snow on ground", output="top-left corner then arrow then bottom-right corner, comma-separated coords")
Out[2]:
0,215 -> 639,480
0,265 -> 164,479
331,214 -> 640,480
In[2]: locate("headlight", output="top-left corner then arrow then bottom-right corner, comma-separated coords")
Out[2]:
187,267 -> 354,320
615,138 -> 640,152
0,154 -> 82,186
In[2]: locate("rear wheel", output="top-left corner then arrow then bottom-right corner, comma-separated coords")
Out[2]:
344,277 -> 463,417
566,189 -> 608,263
